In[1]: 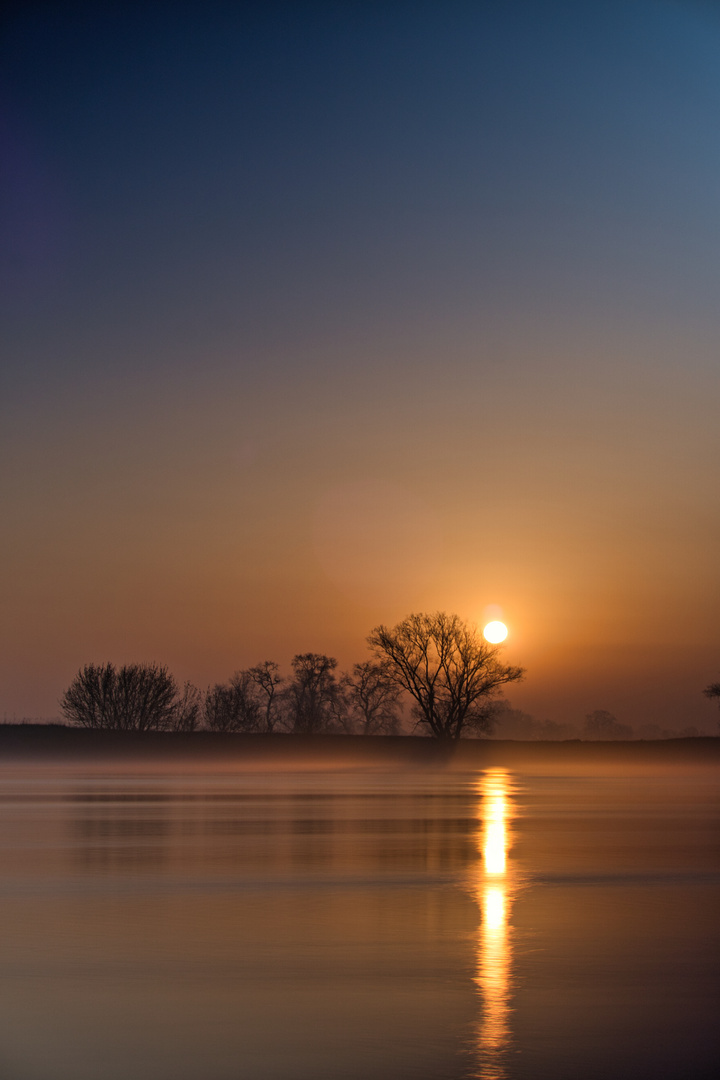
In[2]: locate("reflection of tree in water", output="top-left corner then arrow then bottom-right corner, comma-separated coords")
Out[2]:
70,787 -> 480,877
470,770 -> 520,1080
74,813 -> 171,871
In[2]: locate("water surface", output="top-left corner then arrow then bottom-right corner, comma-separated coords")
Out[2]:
0,759 -> 717,1079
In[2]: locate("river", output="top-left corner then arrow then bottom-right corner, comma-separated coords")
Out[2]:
0,757 -> 717,1079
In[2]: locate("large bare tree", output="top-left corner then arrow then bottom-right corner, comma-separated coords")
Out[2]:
368,612 -> 524,739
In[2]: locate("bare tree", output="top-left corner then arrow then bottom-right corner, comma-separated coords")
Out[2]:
60,663 -> 190,732
340,661 -> 402,735
168,682 -> 203,732
285,653 -> 340,734
204,671 -> 262,732
203,662 -> 283,734
367,612 -> 524,740
703,682 -> 720,728
248,661 -> 284,733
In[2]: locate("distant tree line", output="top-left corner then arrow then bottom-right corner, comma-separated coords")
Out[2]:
57,618 -> 720,740
201,654 -> 404,736
59,612 -> 524,740
492,703 -> 708,741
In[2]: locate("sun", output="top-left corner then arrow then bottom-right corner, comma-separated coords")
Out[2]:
483,620 -> 508,644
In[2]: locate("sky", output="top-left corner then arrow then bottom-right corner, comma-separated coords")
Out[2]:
1,1 -> 719,729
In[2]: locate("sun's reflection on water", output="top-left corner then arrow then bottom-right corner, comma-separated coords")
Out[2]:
471,770 -> 516,1080
483,785 -> 508,875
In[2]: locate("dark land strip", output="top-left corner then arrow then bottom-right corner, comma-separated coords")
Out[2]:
0,726 -> 718,770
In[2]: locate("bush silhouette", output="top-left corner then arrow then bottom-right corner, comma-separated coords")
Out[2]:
60,663 -> 199,732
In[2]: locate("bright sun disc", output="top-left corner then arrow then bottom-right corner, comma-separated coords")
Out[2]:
483,621 -> 508,644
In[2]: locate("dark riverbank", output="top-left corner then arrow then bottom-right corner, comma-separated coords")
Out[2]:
0,725 -> 718,770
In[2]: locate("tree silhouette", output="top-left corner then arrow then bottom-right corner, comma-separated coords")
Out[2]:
204,663 -> 285,733
340,661 -> 401,735
168,682 -> 202,732
285,653 -> 340,734
60,663 -> 197,732
204,671 -> 262,732
368,612 -> 524,739
703,682 -> 720,723
248,661 -> 284,733
583,709 -> 633,740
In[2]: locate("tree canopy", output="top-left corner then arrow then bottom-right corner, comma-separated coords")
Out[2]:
285,653 -> 340,734
367,611 -> 524,739
339,661 -> 401,735
60,662 -> 200,732
704,682 -> 720,724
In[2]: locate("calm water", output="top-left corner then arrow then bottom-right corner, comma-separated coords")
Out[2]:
0,759 -> 718,1080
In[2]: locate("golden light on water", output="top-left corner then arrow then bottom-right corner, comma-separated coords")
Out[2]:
483,790 -> 508,874
483,887 -> 505,932
483,621 -> 508,644
472,769 -> 514,1080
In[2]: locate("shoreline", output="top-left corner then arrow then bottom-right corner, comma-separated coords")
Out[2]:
0,725 -> 718,770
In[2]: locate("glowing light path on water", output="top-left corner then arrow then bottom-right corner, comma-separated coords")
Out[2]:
472,770 -> 514,1080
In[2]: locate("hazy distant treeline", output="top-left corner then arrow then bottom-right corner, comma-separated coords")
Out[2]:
492,704 -> 704,741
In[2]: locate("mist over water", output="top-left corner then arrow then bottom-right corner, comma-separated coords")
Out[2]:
0,756 -> 717,1079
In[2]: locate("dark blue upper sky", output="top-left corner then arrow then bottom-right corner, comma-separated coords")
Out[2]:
5,1 -> 720,372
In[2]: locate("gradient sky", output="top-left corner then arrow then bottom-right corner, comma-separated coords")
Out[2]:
2,1 -> 719,728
